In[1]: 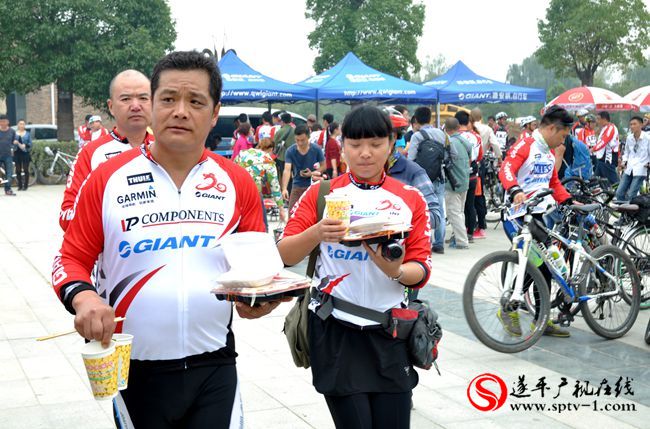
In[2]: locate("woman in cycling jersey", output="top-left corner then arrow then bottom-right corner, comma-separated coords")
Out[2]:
278,106 -> 432,429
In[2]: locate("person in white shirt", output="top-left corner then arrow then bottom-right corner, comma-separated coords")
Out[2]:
471,108 -> 501,160
615,116 -> 650,201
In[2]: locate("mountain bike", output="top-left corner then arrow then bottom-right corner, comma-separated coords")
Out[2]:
39,146 -> 75,185
0,160 -> 37,188
463,189 -> 640,353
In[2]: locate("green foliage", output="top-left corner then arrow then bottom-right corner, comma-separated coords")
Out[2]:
612,62 -> 650,96
536,0 -> 650,86
30,140 -> 78,179
305,0 -> 425,79
414,54 -> 449,83
507,55 -> 580,101
0,0 -> 176,137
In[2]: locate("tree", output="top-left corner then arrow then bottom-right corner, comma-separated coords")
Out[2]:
536,0 -> 649,87
305,0 -> 425,79
0,0 -> 175,141
506,55 -> 580,101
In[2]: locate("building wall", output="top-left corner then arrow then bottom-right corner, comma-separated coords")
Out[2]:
2,85 -> 114,128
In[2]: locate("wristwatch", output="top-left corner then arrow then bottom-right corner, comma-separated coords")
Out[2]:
388,268 -> 404,282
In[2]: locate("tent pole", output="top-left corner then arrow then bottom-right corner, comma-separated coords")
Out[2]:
267,101 -> 272,113
436,102 -> 440,127
315,97 -> 319,121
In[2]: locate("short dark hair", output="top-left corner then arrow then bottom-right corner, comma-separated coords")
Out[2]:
262,111 -> 272,123
323,113 -> 334,123
294,124 -> 309,136
151,51 -> 222,107
281,112 -> 292,124
487,115 -> 496,122
311,123 -> 322,132
413,107 -> 432,125
272,111 -> 281,119
328,121 -> 339,134
237,113 -> 249,123
445,118 -> 459,132
540,106 -> 573,128
342,106 -> 392,140
85,114 -> 93,122
0,114 -> 8,121
455,111 -> 470,126
394,105 -> 408,115
630,116 -> 644,124
598,111 -> 610,121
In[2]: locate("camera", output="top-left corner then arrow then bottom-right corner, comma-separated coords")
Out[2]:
381,239 -> 404,261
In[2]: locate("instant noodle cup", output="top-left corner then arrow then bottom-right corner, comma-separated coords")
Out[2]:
324,194 -> 352,228
112,333 -> 133,390
81,340 -> 118,400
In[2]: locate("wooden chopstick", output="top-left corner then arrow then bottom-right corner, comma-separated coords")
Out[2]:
36,317 -> 126,341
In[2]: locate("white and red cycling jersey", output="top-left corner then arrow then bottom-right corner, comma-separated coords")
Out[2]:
52,143 -> 264,360
460,130 -> 483,163
518,129 -> 533,143
255,123 -> 273,143
576,127 -> 596,148
77,125 -> 91,148
593,122 -> 619,163
59,129 -> 154,231
499,130 -> 570,214
283,173 -> 432,327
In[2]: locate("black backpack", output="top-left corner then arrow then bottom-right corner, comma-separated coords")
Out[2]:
414,129 -> 458,189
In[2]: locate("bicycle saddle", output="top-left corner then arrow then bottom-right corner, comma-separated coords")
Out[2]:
568,203 -> 601,213
615,204 -> 639,213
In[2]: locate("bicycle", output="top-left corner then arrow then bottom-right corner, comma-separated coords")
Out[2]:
0,160 -> 37,188
39,146 -> 75,185
483,151 -> 503,223
463,189 -> 641,353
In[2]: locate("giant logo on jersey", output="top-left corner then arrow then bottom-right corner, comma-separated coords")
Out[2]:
120,209 -> 226,231
327,245 -> 369,261
118,235 -> 217,258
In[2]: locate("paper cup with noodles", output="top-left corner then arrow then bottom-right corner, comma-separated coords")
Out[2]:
81,340 -> 118,400
112,333 -> 133,390
324,194 -> 352,229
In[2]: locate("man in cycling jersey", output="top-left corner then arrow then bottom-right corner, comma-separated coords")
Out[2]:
498,106 -> 574,338
52,51 -> 282,429
59,70 -> 155,231
495,111 -> 509,153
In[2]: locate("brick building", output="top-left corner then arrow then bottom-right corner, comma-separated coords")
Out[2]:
0,85 -> 113,129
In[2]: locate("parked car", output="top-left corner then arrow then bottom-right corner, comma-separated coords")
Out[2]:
208,107 -> 307,158
11,124 -> 79,142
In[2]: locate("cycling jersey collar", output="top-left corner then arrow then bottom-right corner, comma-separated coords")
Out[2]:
141,141 -> 210,165
532,129 -> 550,152
111,127 -> 155,145
348,171 -> 386,190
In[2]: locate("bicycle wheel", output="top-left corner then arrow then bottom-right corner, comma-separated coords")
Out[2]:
39,159 -> 67,185
28,163 -> 38,187
463,251 -> 551,353
621,224 -> 650,304
645,318 -> 650,345
578,245 -> 640,339
485,182 -> 503,223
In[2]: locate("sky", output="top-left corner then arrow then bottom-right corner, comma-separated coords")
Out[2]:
168,0 -> 647,84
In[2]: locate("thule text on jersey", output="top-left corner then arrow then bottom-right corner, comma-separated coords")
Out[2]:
127,172 -> 154,185
118,235 -> 217,258
120,209 -> 226,231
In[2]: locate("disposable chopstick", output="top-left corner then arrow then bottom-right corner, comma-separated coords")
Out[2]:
35,317 -> 126,341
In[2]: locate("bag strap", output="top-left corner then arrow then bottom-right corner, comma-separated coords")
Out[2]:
306,180 -> 331,278
330,295 -> 389,325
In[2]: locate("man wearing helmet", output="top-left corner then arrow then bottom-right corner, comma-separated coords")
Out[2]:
518,116 -> 538,142
495,112 -> 509,153
571,108 -> 589,136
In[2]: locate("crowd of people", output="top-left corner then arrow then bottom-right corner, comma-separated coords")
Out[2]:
0,48 -> 643,428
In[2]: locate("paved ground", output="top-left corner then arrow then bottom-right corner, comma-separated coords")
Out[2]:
0,185 -> 648,428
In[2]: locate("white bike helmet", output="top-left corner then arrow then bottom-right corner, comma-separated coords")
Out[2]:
495,111 -> 508,120
519,116 -> 536,127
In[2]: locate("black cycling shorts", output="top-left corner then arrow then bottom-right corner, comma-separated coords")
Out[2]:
114,361 -> 242,429
325,391 -> 412,429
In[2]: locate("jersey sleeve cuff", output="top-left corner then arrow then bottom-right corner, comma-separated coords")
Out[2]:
401,260 -> 430,289
60,281 -> 97,315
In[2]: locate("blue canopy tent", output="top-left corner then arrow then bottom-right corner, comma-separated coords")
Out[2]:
423,61 -> 546,125
217,50 -> 316,103
298,52 -> 437,116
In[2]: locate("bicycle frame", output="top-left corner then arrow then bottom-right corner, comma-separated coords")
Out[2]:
507,211 -> 621,310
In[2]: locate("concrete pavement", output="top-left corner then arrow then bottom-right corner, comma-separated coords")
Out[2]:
0,185 -> 648,428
